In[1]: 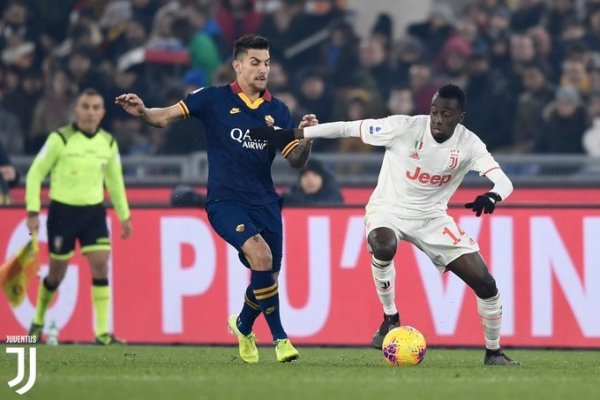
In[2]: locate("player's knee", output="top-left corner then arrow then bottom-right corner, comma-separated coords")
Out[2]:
248,249 -> 273,271
368,228 -> 397,261
371,241 -> 397,261
474,274 -> 498,299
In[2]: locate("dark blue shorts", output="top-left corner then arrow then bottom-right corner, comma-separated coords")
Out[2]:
206,200 -> 283,272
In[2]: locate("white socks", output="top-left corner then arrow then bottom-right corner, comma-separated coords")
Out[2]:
371,256 -> 397,315
477,292 -> 502,350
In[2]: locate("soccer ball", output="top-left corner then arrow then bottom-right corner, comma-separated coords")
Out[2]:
382,326 -> 427,366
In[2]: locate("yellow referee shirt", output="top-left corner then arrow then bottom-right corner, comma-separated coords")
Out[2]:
26,124 -> 130,221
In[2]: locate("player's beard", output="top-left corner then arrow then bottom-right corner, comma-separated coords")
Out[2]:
251,76 -> 268,92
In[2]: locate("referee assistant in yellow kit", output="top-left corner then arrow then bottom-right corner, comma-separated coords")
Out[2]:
26,88 -> 132,345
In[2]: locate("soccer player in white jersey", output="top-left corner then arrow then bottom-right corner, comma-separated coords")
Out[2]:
251,84 -> 519,365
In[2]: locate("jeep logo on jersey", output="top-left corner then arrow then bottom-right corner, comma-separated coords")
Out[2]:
230,128 -> 268,150
406,166 -> 452,186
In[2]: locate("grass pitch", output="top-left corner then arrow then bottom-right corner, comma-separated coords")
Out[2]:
1,345 -> 598,400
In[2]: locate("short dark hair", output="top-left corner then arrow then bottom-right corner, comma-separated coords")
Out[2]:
437,84 -> 465,111
78,88 -> 104,104
233,34 -> 269,60
80,88 -> 103,98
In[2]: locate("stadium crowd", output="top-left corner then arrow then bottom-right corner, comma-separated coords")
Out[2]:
2,0 -> 600,160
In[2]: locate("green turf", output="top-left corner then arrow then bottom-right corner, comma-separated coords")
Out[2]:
1,345 -> 599,400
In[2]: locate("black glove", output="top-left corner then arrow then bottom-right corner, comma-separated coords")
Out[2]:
248,126 -> 297,149
464,192 -> 502,217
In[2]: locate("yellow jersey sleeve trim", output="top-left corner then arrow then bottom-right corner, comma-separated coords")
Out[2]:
281,139 -> 300,157
178,101 -> 190,118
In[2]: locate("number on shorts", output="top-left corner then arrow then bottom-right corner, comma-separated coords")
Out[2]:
442,223 -> 465,245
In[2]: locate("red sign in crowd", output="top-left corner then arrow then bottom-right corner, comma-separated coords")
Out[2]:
1,201 -> 599,348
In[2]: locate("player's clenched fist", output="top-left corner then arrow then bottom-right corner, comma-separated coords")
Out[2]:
115,93 -> 145,117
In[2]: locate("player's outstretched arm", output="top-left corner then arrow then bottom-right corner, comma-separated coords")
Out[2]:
285,114 -> 318,168
115,93 -> 184,128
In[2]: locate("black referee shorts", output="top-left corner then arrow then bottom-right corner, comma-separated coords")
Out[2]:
46,200 -> 110,260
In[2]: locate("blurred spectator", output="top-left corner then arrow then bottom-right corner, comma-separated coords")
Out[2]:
387,86 -> 416,116
283,0 -> 346,71
273,88 -> 304,124
583,91 -> 600,156
546,0 -> 578,39
408,62 -> 438,115
211,64 -> 237,86
408,3 -> 455,61
1,40 -> 36,72
282,158 -> 343,206
585,6 -> 600,51
527,26 -> 556,78
488,6 -> 511,38
29,67 -> 77,154
534,85 -> 588,154
258,0 -> 304,63
488,31 -> 512,80
110,115 -> 146,157
295,68 -> 333,123
393,36 -> 424,86
560,58 -> 590,97
513,62 -> 555,153
0,0 -> 34,49
1,68 -> 43,136
0,102 -> 23,154
357,36 -> 396,100
108,17 -> 149,63
0,140 -> 18,205
130,0 -> 160,32
370,12 -> 393,49
52,9 -> 104,59
216,0 -> 262,50
511,0 -> 547,32
65,47 -> 109,95
464,50 -> 512,152
267,59 -> 289,93
436,35 -> 471,87
146,5 -> 185,51
180,4 -> 222,84
320,20 -> 359,87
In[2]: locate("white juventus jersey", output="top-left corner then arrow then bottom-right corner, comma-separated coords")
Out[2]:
359,115 -> 500,219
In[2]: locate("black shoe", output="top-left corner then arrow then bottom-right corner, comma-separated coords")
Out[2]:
371,313 -> 400,349
28,323 -> 44,343
95,333 -> 125,345
484,349 -> 521,366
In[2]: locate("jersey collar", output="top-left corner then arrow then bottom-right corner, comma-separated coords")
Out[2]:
230,80 -> 272,110
73,123 -> 100,138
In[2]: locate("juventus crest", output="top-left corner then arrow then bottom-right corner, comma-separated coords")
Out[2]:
447,150 -> 460,169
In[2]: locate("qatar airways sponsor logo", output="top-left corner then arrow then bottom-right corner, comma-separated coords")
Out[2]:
230,128 -> 268,150
406,166 -> 452,186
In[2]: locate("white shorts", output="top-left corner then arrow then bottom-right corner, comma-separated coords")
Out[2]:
364,209 -> 479,273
